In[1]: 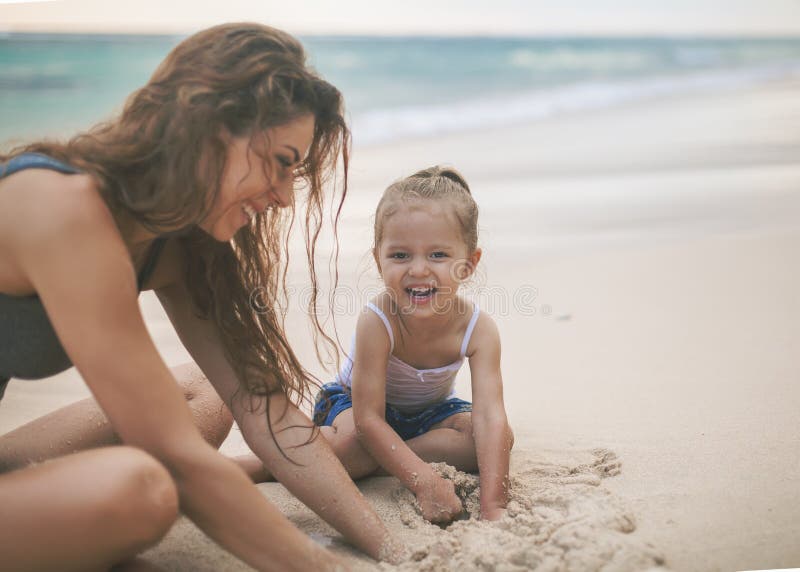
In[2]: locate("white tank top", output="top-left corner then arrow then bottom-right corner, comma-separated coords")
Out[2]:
336,302 -> 481,413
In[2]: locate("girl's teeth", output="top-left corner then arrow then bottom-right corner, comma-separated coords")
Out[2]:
408,287 -> 433,296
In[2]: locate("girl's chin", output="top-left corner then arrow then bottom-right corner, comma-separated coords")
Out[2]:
399,298 -> 449,316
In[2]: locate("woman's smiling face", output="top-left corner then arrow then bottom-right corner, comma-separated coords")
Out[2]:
200,113 -> 315,241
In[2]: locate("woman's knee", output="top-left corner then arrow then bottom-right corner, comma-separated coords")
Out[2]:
171,362 -> 233,448
99,447 -> 179,549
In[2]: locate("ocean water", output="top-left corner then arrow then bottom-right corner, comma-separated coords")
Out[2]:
1,33 -> 800,147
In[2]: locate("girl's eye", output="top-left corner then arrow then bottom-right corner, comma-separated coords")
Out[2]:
431,252 -> 448,259
390,252 -> 408,260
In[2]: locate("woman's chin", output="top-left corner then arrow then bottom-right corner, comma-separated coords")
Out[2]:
196,226 -> 232,243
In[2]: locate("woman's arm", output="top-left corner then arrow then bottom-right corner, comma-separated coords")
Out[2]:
15,179 -> 338,572
351,312 -> 463,524
156,268 -> 400,563
466,314 -> 513,520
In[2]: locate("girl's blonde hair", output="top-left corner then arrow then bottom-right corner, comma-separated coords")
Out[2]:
373,165 -> 479,255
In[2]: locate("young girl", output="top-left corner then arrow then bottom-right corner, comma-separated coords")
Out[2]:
314,166 -> 514,524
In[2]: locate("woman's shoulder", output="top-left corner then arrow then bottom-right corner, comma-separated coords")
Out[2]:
1,169 -> 128,284
1,167 -> 111,237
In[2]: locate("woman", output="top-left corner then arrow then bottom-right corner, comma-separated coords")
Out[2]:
0,23 -> 398,571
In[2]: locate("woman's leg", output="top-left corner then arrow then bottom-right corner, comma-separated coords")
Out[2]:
0,362 -> 233,472
0,446 -> 178,572
233,452 -> 274,483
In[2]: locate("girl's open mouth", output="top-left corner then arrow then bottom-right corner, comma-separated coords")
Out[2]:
405,286 -> 437,303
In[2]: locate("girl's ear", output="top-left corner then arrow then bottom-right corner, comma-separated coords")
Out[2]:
373,247 -> 382,274
469,248 -> 482,272
457,248 -> 482,281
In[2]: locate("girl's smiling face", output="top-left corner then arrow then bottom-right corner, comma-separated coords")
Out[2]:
200,113 -> 315,242
376,200 -> 481,317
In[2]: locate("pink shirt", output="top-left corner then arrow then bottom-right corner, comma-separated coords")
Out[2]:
337,302 -> 480,413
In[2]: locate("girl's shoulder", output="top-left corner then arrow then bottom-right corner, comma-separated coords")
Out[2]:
360,292 -> 395,328
366,291 -> 394,312
354,293 -> 395,355
463,305 -> 500,360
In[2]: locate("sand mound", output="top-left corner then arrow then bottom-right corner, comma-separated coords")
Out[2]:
142,448 -> 668,571
379,449 -> 667,572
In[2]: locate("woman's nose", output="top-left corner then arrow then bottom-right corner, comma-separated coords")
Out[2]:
271,182 -> 293,208
261,178 -> 293,210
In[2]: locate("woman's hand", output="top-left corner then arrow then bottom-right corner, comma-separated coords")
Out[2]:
414,473 -> 464,524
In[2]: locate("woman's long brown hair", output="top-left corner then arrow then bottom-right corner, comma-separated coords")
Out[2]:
3,23 -> 349,448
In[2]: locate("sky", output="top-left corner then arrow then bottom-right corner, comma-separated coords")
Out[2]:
1,0 -> 799,36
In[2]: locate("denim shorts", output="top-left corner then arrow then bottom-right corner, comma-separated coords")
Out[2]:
312,382 -> 472,441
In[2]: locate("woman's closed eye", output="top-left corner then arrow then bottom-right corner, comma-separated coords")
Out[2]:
277,155 -> 294,170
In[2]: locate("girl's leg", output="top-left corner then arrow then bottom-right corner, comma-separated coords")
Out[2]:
0,446 -> 178,572
236,407 -> 380,482
0,362 -> 233,472
299,410 -> 481,478
319,409 -> 380,479
239,410 -> 507,481
405,412 -> 479,472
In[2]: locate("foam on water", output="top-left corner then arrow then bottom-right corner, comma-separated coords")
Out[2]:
2,34 -> 800,145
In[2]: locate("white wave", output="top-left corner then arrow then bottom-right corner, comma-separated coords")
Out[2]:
509,47 -> 656,72
351,62 -> 800,146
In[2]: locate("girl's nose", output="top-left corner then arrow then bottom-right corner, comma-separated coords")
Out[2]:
408,258 -> 430,277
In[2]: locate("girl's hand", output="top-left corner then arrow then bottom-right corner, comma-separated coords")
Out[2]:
481,506 -> 507,521
414,474 -> 464,524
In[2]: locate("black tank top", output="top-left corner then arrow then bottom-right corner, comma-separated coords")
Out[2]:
0,153 -> 165,398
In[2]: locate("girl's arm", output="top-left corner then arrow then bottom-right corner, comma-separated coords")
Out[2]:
351,311 -> 463,524
16,179 -> 338,572
156,261 -> 400,563
467,313 -> 513,520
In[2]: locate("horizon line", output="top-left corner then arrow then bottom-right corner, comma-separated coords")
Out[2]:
2,25 -> 800,41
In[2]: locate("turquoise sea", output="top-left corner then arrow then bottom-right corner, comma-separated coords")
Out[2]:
1,33 -> 800,147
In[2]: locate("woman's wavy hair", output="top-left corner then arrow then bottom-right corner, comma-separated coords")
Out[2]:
4,23 -> 349,441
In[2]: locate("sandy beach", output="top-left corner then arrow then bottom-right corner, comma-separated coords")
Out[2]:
2,78 -> 799,571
